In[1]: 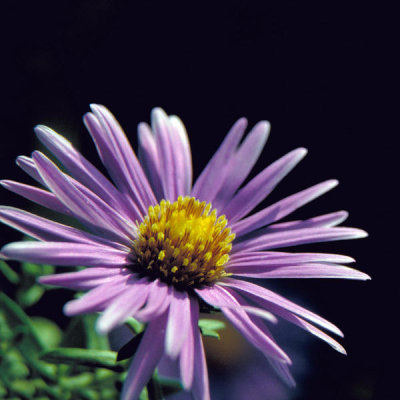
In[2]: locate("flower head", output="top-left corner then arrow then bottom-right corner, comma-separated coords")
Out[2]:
0,105 -> 369,399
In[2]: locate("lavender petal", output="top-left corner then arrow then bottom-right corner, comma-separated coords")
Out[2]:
227,262 -> 370,280
134,279 -> 172,322
137,122 -> 164,200
1,180 -> 72,215
169,115 -> 193,196
266,210 -> 349,232
64,274 -> 133,315
1,241 -> 130,267
231,179 -> 338,236
33,151 -> 134,243
233,226 -> 368,253
96,278 -> 151,334
88,105 -> 156,213
229,251 -> 355,265
16,156 -> 46,184
191,322 -> 211,400
179,296 -> 198,389
196,285 -> 290,363
35,124 -> 136,221
38,267 -> 124,290
0,206 -> 127,250
223,148 -> 307,222
165,289 -> 191,359
212,121 -> 270,211
121,313 -> 167,400
220,278 -> 343,336
191,118 -> 248,202
151,108 -> 179,201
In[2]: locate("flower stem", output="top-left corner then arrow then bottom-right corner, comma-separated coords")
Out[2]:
147,371 -> 163,400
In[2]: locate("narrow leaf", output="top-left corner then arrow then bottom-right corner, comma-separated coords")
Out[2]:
40,347 -> 122,371
199,328 -> 220,340
198,319 -> 226,331
0,260 -> 19,284
17,284 -> 45,308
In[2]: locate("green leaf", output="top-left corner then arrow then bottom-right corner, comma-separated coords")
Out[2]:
0,260 -> 19,284
22,262 -> 55,277
0,310 -> 14,341
0,292 -> 44,352
59,372 -> 94,389
31,317 -> 63,349
10,379 -> 36,398
40,348 -> 123,372
116,332 -> 144,361
198,318 -> 225,339
124,317 -> 144,334
1,348 -> 30,379
83,314 -> 109,350
198,319 -> 226,331
61,317 -> 87,348
199,328 -> 220,340
17,284 -> 45,308
0,384 -> 7,399
158,377 -> 184,396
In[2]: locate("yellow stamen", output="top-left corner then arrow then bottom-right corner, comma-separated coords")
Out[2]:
131,196 -> 234,289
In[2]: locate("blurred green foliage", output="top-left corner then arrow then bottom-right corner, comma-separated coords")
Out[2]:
0,260 -> 224,399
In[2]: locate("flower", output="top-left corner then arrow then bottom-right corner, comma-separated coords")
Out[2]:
0,105 -> 369,400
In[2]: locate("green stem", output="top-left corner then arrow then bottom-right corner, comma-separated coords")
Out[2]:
147,371 -> 163,400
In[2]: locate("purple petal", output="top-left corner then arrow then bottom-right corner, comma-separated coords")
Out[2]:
191,323 -> 210,400
179,296 -> 198,389
269,359 -> 296,388
1,180 -> 72,215
232,226 -> 368,253
165,289 -> 191,359
191,118 -> 248,202
35,124 -> 137,221
228,262 -> 370,280
134,279 -> 172,322
96,278 -> 151,334
231,179 -> 338,236
151,108 -> 179,201
196,285 -> 290,363
169,115 -> 193,196
32,151 -> 134,244
220,278 -> 343,336
0,206 -> 127,250
196,282 -> 276,323
259,301 -> 347,355
64,274 -> 133,315
87,105 -> 156,213
150,110 -> 193,200
223,147 -> 307,222
1,242 -> 130,267
266,211 -> 349,232
39,267 -> 124,290
137,122 -> 164,200
121,312 -> 168,400
246,314 -> 296,387
16,155 -> 46,184
212,121 -> 270,211
224,147 -> 307,223
229,251 -> 355,265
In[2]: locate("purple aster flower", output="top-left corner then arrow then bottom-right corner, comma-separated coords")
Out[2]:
0,105 -> 369,400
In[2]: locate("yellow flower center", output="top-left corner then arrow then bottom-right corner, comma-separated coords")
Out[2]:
131,196 -> 235,289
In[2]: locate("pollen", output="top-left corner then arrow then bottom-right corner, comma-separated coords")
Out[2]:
131,196 -> 235,289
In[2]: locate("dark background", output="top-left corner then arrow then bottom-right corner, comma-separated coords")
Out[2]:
0,1 -> 395,399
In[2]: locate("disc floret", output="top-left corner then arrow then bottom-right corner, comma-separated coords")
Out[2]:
132,196 -> 235,289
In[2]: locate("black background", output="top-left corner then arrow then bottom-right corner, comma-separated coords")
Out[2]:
0,1 -> 396,399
